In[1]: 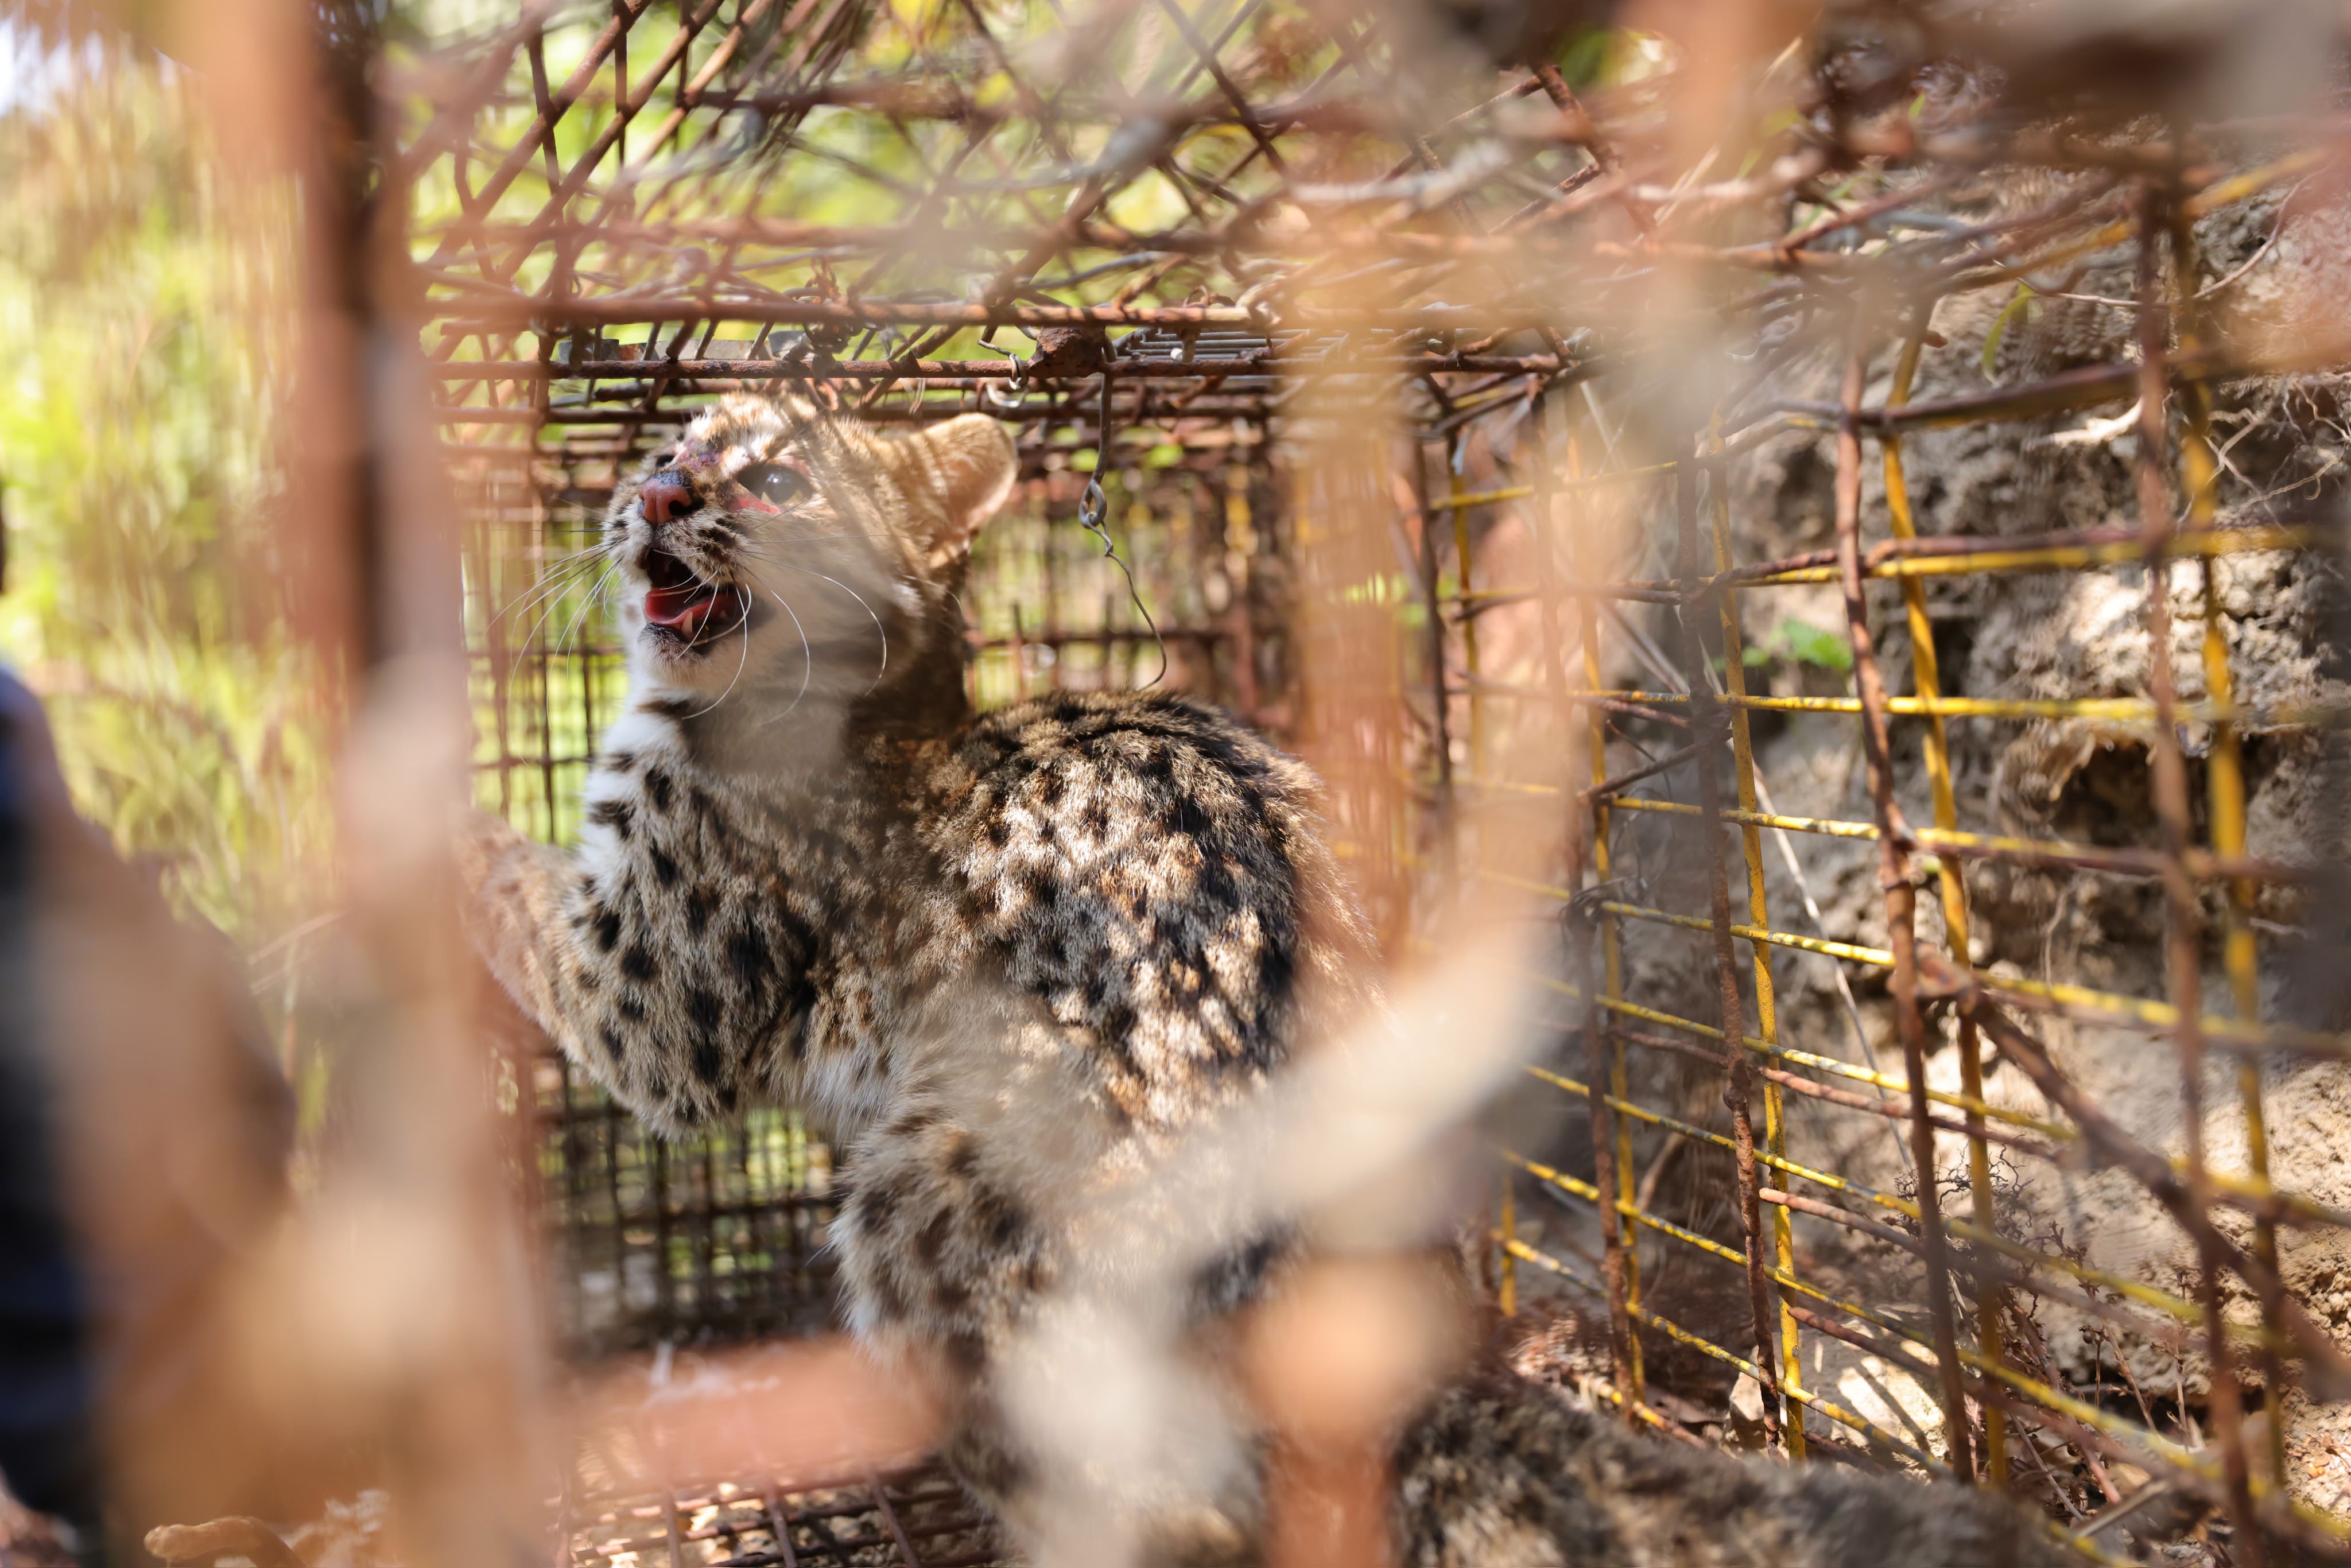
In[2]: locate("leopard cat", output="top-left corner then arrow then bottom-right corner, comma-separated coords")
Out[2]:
460,394 -> 2066,1568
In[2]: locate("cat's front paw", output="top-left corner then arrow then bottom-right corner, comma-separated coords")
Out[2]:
453,808 -> 526,896
451,809 -> 568,1003
453,811 -> 525,944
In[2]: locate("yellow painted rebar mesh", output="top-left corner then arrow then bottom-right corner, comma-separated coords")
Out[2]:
1407,172 -> 2351,1560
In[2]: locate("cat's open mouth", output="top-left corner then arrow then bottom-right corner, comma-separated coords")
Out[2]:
641,546 -> 754,650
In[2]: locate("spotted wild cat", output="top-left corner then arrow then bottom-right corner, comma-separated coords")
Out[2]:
459,394 -> 2065,1568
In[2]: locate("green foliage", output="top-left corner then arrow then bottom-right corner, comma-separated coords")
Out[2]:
1743,617 -> 1854,673
1551,27 -> 1665,90
1551,28 -> 1617,87
0,46 -> 333,945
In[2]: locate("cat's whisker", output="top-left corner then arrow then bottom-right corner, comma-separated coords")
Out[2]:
490,549 -> 610,635
495,560 -> 592,624
552,562 -> 620,661
510,539 -> 613,583
749,581 -> 814,724
738,546 -> 890,692
680,599 -> 756,720
505,538 -> 612,584
531,541 -> 616,599
502,574 -> 604,653
529,558 -> 606,658
515,559 -> 605,661
578,562 -> 626,650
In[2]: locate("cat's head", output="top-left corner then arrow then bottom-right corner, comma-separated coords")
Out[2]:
602,394 -> 1018,728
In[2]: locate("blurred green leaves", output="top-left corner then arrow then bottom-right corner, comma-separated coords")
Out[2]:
1741,616 -> 1855,674
0,41 -> 333,945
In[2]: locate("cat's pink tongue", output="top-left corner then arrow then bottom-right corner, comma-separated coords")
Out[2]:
646,584 -> 722,634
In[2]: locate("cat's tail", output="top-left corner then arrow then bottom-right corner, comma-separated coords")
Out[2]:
1180,936 -> 2068,1568
1390,1371 -> 2069,1568
991,932 -> 2071,1568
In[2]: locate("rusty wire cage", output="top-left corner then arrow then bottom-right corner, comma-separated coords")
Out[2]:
558,1460 -> 1000,1568
402,2 -> 2351,1563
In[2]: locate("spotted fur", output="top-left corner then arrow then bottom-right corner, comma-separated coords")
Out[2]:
460,395 -> 2063,1568
1394,1378 -> 2064,1568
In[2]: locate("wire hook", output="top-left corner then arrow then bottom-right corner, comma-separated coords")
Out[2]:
984,348 -> 1029,412
1078,371 -> 1166,690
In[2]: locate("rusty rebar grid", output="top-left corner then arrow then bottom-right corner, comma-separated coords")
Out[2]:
397,3 -> 2351,1562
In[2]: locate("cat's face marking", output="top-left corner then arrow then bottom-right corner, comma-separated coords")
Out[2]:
607,397 -> 889,696
604,395 -> 1018,712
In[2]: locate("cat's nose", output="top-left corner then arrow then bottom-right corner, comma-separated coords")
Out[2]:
638,471 -> 693,526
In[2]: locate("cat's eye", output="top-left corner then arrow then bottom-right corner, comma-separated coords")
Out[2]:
737,462 -> 812,507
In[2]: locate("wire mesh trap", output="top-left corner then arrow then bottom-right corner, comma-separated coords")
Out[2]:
558,1462 -> 996,1568
397,1 -> 2351,1563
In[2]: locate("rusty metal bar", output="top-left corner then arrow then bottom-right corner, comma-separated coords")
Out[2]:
433,354 -> 1578,381
2128,184 -> 2264,1559
1562,416 -> 1643,1410
1460,522 -> 2335,602
1460,684 -> 2346,727
2171,184 -> 2292,1500
1880,320 -> 2009,1483
1701,434 -> 1807,1457
760,1483 -> 803,1568
1577,891 -> 2351,1071
1832,325 -> 1977,1478
1668,460 -> 1786,1453
1606,796 -> 2320,887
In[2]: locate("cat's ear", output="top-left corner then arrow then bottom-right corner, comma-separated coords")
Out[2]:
881,413 -> 1019,561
